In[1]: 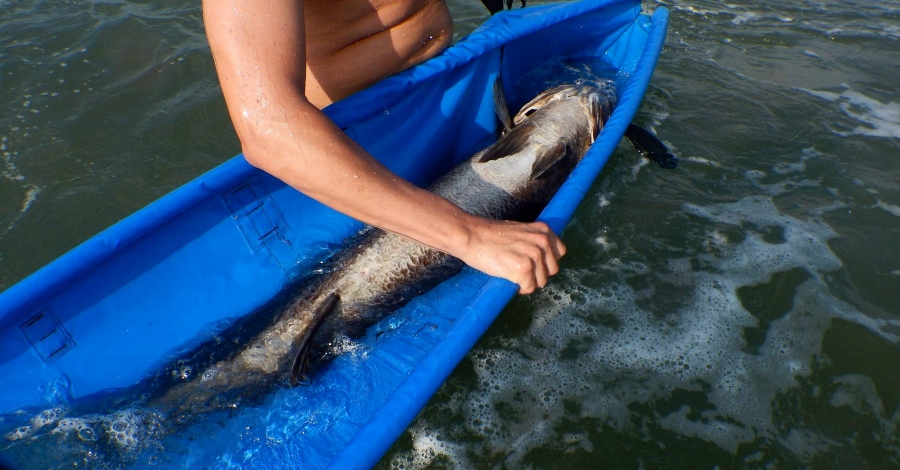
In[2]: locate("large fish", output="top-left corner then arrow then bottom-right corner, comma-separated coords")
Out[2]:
145,78 -> 676,418
3,80 -> 676,454
147,79 -> 619,417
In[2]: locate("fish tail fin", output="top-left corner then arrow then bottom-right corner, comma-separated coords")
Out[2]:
290,292 -> 339,386
625,124 -> 678,170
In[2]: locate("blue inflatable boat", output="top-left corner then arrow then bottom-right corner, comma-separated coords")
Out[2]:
0,0 -> 668,467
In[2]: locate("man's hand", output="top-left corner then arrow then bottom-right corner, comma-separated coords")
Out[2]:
458,218 -> 566,294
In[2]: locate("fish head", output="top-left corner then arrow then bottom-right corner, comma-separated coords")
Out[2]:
474,78 -> 618,186
512,79 -> 617,140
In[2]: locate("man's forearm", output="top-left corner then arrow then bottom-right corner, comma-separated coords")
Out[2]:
238,95 -> 477,257
203,0 -> 565,294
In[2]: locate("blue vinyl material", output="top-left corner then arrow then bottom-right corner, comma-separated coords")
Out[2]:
0,0 -> 667,467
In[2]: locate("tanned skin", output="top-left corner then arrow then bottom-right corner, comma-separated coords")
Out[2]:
202,0 -> 565,294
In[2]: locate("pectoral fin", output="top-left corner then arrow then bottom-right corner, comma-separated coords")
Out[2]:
479,123 -> 570,180
625,124 -> 678,170
290,292 -> 339,386
531,141 -> 570,179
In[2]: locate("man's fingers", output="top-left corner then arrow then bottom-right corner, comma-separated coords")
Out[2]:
541,236 -> 562,279
519,234 -> 563,295
531,222 -> 564,287
533,254 -> 549,292
518,222 -> 568,294
513,256 -> 538,295
532,221 -> 566,265
550,233 -> 566,263
461,218 -> 569,296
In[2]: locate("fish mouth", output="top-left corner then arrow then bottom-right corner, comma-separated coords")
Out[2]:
566,79 -> 617,140
584,82 -> 617,140
512,79 -> 617,127
560,79 -> 618,140
574,77 -> 616,93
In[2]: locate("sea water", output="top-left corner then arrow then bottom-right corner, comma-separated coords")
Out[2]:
1,0 -> 898,468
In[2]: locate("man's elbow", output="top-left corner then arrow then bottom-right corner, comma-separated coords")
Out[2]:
237,136 -> 269,171
229,98 -> 314,173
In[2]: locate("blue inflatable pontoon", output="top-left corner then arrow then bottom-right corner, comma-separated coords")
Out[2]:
0,1 -> 668,467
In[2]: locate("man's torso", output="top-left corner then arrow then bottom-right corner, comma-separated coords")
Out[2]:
303,0 -> 453,107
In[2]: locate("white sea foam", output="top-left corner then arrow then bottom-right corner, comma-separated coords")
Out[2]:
799,86 -> 900,139
772,161 -> 806,175
1,136 -> 41,235
683,155 -> 723,167
1,185 -> 41,237
874,200 -> 900,218
670,3 -> 791,26
2,143 -> 22,181
670,4 -> 731,18
808,201 -> 851,217
593,234 -> 616,252
21,186 -> 40,211
388,196 -> 898,467
754,177 -> 823,198
730,11 -> 760,25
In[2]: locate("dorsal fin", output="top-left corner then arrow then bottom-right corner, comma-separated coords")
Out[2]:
290,292 -> 339,386
493,77 -> 513,134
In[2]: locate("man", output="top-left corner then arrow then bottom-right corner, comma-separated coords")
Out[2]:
202,0 -> 560,294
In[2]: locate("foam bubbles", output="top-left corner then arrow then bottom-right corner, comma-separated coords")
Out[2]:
173,364 -> 194,381
3,404 -> 164,465
28,406 -> 68,430
389,432 -> 466,470
102,411 -> 142,449
387,195 -> 897,468
829,374 -> 884,415
0,135 -> 42,237
3,406 -> 69,441
874,200 -> 900,218
5,425 -> 35,441
799,86 -> 900,139
51,416 -> 102,442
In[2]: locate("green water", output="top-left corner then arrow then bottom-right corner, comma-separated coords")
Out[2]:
2,0 -> 899,468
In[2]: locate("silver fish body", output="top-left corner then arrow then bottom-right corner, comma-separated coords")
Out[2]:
149,81 -> 617,416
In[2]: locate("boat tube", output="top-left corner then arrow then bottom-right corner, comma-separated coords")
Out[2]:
0,1 -> 668,467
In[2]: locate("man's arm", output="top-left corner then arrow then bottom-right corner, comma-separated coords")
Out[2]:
202,0 -> 564,294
